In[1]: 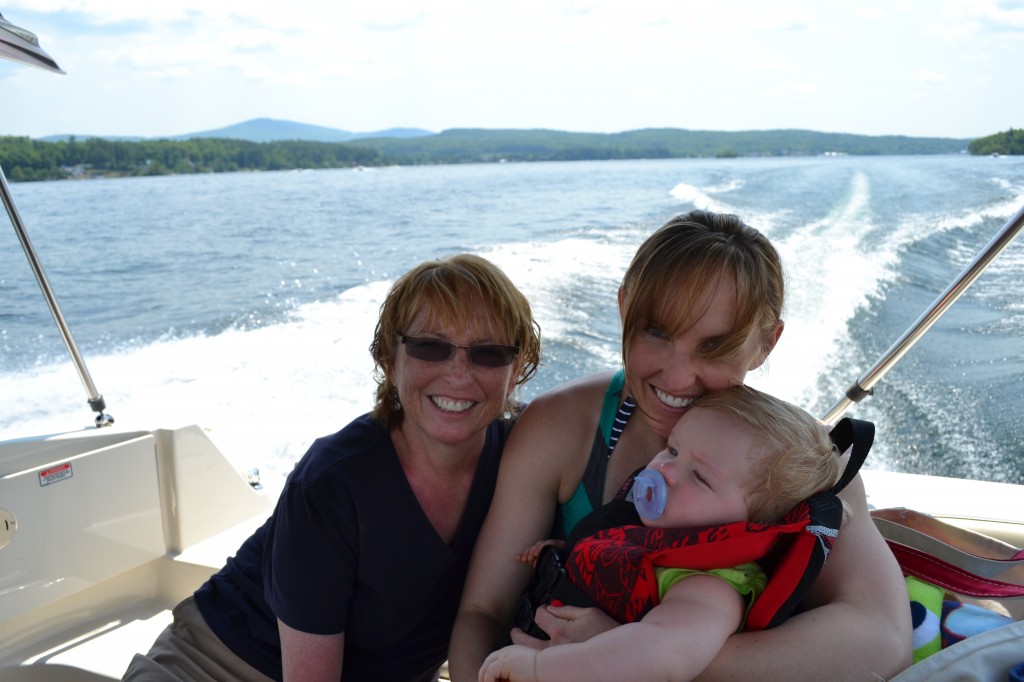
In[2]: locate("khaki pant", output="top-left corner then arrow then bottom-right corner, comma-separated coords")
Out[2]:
121,596 -> 276,682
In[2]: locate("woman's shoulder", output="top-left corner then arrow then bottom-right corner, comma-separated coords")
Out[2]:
528,368 -> 614,405
293,414 -> 390,482
513,370 -> 618,440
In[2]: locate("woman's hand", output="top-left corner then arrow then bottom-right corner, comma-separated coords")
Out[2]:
510,604 -> 618,648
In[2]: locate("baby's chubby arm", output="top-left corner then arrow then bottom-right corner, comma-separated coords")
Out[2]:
480,573 -> 743,682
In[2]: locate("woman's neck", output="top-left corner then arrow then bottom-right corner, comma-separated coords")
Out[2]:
391,425 -> 484,544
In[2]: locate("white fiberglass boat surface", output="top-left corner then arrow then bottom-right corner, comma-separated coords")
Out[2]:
0,426 -> 272,679
2,13 -> 1022,681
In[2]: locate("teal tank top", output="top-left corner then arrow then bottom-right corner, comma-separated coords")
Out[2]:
555,370 -> 636,537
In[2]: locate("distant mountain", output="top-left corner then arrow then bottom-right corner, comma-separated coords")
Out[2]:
175,118 -> 435,143
39,118 -> 434,144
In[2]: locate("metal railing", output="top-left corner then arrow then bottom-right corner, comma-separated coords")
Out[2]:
2,167 -> 113,426
822,202 -> 1024,424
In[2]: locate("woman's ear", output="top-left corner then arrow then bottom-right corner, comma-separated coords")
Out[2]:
761,319 -> 782,358
770,318 -> 784,346
505,366 -> 519,395
758,318 -> 785,366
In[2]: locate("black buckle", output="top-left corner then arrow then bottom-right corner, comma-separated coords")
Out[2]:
508,545 -> 568,641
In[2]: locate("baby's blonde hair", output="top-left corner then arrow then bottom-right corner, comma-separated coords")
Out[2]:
693,386 -> 842,524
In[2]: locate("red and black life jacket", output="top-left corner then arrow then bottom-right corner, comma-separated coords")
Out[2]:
510,416 -> 873,638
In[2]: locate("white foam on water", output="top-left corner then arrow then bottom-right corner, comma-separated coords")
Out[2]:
479,236 -> 634,371
669,181 -> 736,214
0,281 -> 391,495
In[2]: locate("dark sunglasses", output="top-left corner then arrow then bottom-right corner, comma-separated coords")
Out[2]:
397,335 -> 520,368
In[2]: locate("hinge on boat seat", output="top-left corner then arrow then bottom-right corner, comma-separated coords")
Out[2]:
246,468 -> 263,490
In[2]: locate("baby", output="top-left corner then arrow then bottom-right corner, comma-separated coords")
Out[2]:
480,385 -> 845,682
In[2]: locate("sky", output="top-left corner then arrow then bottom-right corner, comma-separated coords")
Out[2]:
1,0 -> 1023,140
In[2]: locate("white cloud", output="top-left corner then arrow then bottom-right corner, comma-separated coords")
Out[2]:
941,0 -> 1024,31
914,69 -> 950,83
857,8 -> 890,21
763,81 -> 818,98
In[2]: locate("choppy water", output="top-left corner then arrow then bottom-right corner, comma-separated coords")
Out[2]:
2,155 -> 1023,491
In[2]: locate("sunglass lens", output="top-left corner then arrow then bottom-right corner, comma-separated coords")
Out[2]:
405,338 -> 453,362
469,345 -> 518,367
401,336 -> 518,367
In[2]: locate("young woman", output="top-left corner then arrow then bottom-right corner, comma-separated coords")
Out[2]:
450,211 -> 911,681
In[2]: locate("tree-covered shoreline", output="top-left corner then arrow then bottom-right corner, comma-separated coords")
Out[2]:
0,136 -> 388,182
967,129 -> 1024,156
0,127 -> 983,182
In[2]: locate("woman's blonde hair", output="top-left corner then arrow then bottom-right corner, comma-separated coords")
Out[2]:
620,210 -> 784,365
369,253 -> 541,429
693,386 -> 842,524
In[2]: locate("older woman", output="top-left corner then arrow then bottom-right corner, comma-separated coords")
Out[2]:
123,253 -> 540,682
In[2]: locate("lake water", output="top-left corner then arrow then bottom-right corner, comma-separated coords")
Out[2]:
2,155 -> 1023,492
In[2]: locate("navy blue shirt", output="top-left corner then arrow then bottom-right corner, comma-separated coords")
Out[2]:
194,414 -> 507,681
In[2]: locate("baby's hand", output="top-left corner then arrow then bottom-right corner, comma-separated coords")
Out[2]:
516,539 -> 564,568
479,644 -> 538,682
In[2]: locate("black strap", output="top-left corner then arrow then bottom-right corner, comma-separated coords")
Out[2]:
509,545 -> 601,640
827,417 -> 874,494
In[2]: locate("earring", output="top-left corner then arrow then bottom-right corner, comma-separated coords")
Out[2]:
392,389 -> 402,411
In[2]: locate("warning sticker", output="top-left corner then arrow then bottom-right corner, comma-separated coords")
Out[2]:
39,462 -> 73,487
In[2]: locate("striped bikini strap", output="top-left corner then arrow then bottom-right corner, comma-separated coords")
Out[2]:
607,395 -> 636,458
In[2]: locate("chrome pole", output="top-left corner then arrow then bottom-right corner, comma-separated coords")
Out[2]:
1,166 -> 113,426
823,202 -> 1024,424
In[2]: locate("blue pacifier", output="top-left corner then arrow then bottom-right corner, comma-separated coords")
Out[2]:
632,469 -> 667,521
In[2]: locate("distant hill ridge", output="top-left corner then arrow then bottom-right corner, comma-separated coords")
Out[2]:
36,119 -> 972,156
177,118 -> 434,143
5,121 -> 981,182
40,118 -> 435,143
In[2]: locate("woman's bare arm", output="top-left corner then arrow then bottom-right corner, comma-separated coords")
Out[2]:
449,375 -> 609,681
278,620 -> 344,682
695,474 -> 913,681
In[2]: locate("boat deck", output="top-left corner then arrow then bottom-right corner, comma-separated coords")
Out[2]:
0,516 -> 264,680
